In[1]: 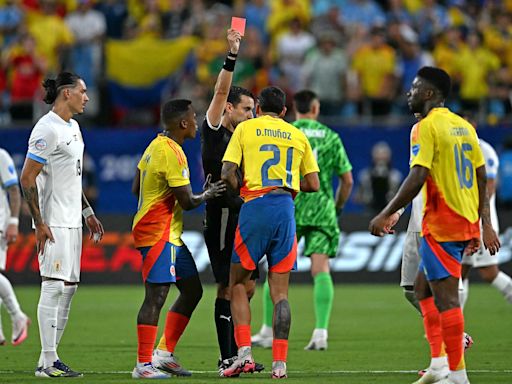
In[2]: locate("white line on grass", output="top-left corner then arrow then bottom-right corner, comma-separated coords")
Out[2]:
1,370 -> 512,375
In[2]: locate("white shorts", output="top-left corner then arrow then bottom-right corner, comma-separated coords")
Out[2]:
0,233 -> 6,270
38,227 -> 82,283
462,242 -> 498,268
400,231 -> 421,287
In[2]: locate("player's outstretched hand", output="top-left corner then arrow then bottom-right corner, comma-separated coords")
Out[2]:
463,237 -> 480,256
203,174 -> 226,200
482,223 -> 500,255
86,215 -> 104,243
227,28 -> 241,54
369,213 -> 395,237
35,223 -> 54,255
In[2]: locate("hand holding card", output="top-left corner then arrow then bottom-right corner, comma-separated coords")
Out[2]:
231,17 -> 246,36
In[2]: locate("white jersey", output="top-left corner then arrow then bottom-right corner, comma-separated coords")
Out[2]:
0,148 -> 19,230
479,139 -> 499,232
407,138 -> 499,233
27,111 -> 84,228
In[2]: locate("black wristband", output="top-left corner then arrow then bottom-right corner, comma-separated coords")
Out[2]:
227,50 -> 238,58
223,56 -> 236,72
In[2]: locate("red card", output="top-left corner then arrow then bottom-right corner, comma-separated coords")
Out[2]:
231,17 -> 246,36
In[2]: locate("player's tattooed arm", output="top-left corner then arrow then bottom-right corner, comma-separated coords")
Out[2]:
20,158 -> 44,226
221,161 -> 240,192
273,299 -> 291,340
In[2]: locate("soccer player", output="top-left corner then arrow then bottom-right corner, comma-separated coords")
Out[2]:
200,28 -> 261,373
0,147 -> 30,346
460,127 -> 512,306
369,66 -> 500,384
252,90 -> 353,351
221,86 -> 320,378
131,99 -> 226,379
20,72 -> 104,378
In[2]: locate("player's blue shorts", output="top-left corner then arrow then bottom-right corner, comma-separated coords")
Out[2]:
232,193 -> 297,273
419,234 -> 468,281
139,241 -> 198,283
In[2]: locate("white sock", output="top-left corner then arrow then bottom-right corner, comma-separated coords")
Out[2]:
0,273 -> 23,320
430,356 -> 448,370
259,324 -> 273,337
312,328 -> 328,340
491,271 -> 512,304
459,279 -> 469,309
449,368 -> 469,383
56,285 -> 78,347
38,280 -> 64,368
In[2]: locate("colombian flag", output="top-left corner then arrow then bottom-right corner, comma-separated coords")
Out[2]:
106,36 -> 199,108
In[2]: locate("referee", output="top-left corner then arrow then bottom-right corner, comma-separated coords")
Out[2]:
200,28 -> 261,374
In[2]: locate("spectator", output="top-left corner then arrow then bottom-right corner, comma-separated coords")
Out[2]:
413,0 -> 450,49
240,0 -> 270,44
355,141 -> 402,213
498,136 -> 512,207
342,0 -> 385,32
351,26 -> 396,116
27,0 -> 74,73
161,0 -> 192,39
0,0 -> 24,49
95,0 -> 128,39
275,17 -> 315,93
302,30 -> 348,116
65,0 -> 106,90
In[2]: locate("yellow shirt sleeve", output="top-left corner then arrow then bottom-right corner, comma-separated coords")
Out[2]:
164,147 -> 190,187
300,134 -> 320,176
222,125 -> 243,166
410,120 -> 435,170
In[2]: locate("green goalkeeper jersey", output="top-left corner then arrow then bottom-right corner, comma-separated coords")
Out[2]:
293,119 -> 352,227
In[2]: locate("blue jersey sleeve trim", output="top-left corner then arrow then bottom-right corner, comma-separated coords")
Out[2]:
3,178 -> 18,188
27,152 -> 47,164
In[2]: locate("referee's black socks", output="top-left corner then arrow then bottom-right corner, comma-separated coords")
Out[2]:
214,298 -> 237,360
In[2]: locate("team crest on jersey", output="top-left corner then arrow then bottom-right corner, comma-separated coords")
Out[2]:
182,168 -> 189,178
170,265 -> 176,277
35,139 -> 47,150
412,144 -> 420,156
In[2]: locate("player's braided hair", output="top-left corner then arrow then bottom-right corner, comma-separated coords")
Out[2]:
42,72 -> 81,104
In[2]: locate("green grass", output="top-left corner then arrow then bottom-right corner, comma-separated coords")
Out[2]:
1,284 -> 511,383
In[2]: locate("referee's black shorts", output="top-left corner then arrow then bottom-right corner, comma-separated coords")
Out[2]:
204,205 -> 259,286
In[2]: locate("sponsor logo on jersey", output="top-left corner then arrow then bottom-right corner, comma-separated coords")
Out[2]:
35,139 -> 47,151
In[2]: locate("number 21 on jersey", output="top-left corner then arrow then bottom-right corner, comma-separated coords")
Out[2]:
260,144 -> 293,187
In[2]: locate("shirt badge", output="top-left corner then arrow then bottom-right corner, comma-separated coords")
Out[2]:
412,144 -> 420,156
35,139 -> 47,151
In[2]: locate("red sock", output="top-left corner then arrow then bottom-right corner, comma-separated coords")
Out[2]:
419,297 -> 443,358
272,339 -> 288,362
440,308 -> 465,370
137,324 -> 158,363
234,325 -> 251,348
163,311 -> 190,353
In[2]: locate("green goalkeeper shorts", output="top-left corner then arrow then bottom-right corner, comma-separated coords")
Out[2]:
296,225 -> 340,258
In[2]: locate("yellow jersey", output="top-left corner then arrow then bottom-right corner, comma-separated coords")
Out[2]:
132,135 -> 190,248
222,115 -> 319,201
410,108 -> 485,242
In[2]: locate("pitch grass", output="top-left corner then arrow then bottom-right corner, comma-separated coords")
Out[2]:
1,284 -> 511,383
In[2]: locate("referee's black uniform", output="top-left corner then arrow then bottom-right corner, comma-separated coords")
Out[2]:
201,118 -> 258,286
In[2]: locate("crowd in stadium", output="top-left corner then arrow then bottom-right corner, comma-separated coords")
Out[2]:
1,0 -> 512,126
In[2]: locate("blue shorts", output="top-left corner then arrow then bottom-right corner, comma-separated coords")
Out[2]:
232,193 -> 297,273
419,234 -> 468,281
139,241 -> 198,283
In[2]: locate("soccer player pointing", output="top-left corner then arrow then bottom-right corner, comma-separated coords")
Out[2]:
221,86 -> 319,378
369,67 -> 500,384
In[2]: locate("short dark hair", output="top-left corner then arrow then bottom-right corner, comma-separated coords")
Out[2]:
227,86 -> 254,106
161,99 -> 192,129
293,90 -> 317,114
417,66 -> 451,99
42,72 -> 81,104
258,86 -> 286,114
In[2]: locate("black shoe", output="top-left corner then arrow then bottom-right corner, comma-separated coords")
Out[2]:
53,360 -> 83,377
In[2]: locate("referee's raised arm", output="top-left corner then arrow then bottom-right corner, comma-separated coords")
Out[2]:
206,29 -> 242,129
